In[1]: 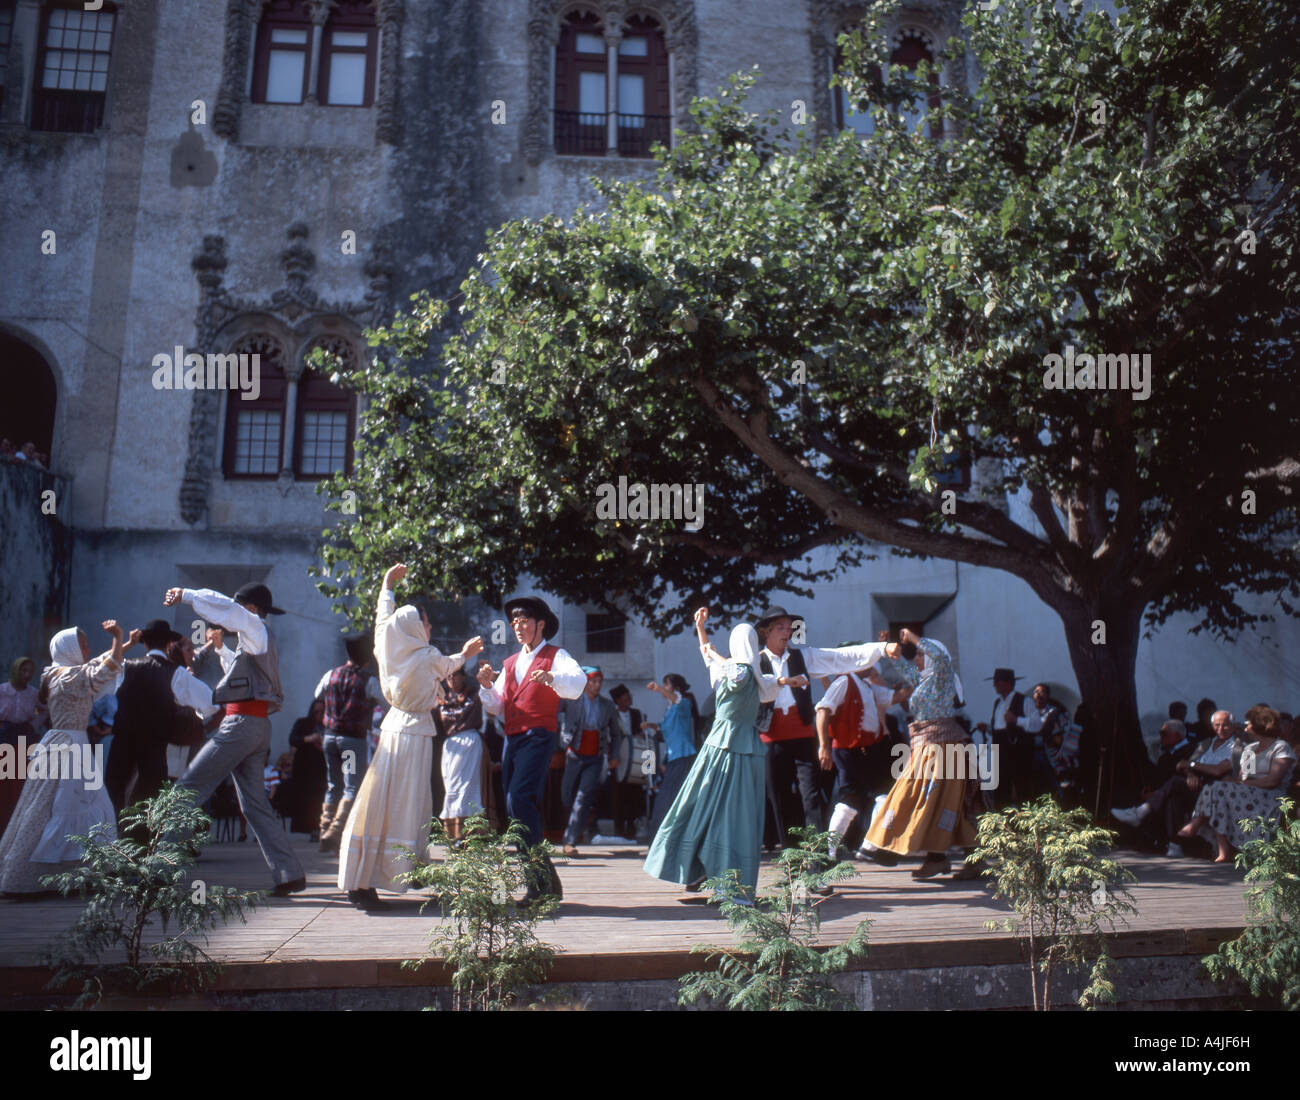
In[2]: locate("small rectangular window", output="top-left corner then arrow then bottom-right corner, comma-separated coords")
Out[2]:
586,611 -> 626,654
578,70 -> 605,115
298,410 -> 349,475
233,410 -> 282,475
575,32 -> 605,54
618,73 -> 644,119
618,36 -> 648,57
265,50 -> 307,103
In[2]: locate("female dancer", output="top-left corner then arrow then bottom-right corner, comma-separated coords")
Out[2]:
644,608 -> 789,901
863,628 -> 980,880
644,673 -> 699,841
0,621 -> 129,897
337,564 -> 483,910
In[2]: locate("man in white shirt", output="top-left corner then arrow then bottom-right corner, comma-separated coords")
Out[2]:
753,606 -> 890,855
476,595 -> 586,903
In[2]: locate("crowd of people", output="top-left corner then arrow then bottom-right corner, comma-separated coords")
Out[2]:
0,577 -> 1296,911
0,439 -> 51,470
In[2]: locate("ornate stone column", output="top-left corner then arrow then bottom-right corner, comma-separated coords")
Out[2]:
181,236 -> 230,524
305,0 -> 335,105
374,0 -> 402,144
604,20 -> 623,153
524,11 -> 560,165
214,0 -> 258,140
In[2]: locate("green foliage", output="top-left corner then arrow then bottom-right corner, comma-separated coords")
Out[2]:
42,786 -> 261,1009
399,815 -> 558,1011
973,795 -> 1136,1009
1204,799 -> 1300,1008
677,828 -> 869,1010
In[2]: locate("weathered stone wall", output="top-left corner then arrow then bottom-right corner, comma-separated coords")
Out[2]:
0,464 -> 72,663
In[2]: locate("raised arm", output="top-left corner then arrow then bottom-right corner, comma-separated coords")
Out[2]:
168,588 -> 268,655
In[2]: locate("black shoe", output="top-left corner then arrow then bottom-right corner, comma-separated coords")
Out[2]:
868,849 -> 899,867
348,888 -> 390,911
271,877 -> 307,897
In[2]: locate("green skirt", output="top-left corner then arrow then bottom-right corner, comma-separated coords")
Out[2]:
643,739 -> 766,892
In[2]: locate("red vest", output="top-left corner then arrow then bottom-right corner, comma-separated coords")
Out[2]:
828,676 -> 881,750
501,645 -> 560,736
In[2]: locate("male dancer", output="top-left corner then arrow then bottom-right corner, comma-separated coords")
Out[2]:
815,654 -> 907,861
753,606 -> 891,853
558,666 -> 621,857
164,582 -> 306,896
313,633 -> 385,853
477,596 -> 587,904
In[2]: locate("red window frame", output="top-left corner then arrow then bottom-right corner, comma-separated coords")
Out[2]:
222,337 -> 288,480
294,365 -> 355,479
251,0 -> 313,106
318,0 -> 377,108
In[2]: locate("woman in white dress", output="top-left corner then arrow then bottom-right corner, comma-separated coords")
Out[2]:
0,620 -> 129,897
338,564 -> 484,910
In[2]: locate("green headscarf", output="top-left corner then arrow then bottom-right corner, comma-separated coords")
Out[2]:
9,657 -> 34,689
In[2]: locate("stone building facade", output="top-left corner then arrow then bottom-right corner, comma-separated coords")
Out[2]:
1,0 -> 1294,758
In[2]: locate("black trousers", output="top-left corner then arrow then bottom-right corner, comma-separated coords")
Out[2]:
831,740 -> 897,813
105,725 -> 168,815
765,738 -> 825,848
1146,774 -> 1198,842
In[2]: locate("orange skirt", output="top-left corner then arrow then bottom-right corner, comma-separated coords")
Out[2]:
865,740 -> 977,855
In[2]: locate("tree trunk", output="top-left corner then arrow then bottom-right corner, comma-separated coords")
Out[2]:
1058,598 -> 1148,815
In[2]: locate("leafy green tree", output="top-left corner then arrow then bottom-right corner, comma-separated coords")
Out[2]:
42,786 -> 261,1009
1204,800 -> 1300,1008
972,795 -> 1136,1009
399,815 -> 558,1011
677,828 -> 869,1010
318,0 -> 1300,804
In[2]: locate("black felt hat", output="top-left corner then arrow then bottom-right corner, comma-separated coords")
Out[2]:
140,618 -> 183,649
233,582 -> 284,617
504,595 -> 559,640
755,605 -> 802,629
986,668 -> 1022,682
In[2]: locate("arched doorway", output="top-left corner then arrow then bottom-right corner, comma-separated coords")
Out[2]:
0,330 -> 57,459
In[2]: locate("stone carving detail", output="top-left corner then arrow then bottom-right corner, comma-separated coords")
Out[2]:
214,0 -> 401,145
179,225 -> 393,524
524,0 -> 699,166
807,0 -> 960,140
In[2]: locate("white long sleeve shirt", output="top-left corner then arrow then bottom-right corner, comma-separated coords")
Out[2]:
479,642 -> 588,716
761,643 -> 889,713
815,673 -> 896,735
182,588 -> 268,656
700,645 -> 782,702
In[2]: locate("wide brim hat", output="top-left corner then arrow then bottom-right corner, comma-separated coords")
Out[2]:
140,618 -> 184,648
985,668 -> 1022,682
504,595 -> 559,640
755,604 -> 802,629
233,582 -> 285,616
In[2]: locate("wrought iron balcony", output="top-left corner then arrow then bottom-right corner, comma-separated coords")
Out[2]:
553,109 -> 671,158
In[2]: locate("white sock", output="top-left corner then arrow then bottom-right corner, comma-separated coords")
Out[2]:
828,803 -> 858,855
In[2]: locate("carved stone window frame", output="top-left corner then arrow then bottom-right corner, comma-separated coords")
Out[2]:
808,0 -> 962,141
214,0 -> 402,144
525,0 -> 698,166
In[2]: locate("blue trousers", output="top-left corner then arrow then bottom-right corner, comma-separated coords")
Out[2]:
501,727 -> 557,849
323,732 -> 368,804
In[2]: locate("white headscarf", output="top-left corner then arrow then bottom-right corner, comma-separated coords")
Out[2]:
375,602 -> 429,703
920,638 -> 965,706
47,627 -> 84,670
727,624 -> 762,680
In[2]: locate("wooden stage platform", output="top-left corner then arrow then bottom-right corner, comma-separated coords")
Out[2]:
0,832 -> 1255,1007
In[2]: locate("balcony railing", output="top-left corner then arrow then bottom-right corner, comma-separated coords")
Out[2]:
554,110 -> 671,158
30,90 -> 105,134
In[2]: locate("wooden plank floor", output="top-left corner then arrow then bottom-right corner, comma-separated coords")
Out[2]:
0,835 -> 1253,990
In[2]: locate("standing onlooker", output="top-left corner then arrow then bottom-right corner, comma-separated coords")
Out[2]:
608,684 -> 645,841
314,634 -> 385,853
0,657 -> 45,834
1187,698 -> 1218,741
192,623 -> 235,691
288,700 -> 328,839
434,667 -> 485,843
645,674 -> 699,842
1022,683 -> 1067,796
977,668 -> 1026,805
558,667 -> 620,856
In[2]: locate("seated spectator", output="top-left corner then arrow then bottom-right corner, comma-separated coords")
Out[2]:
1112,709 -> 1239,856
1168,700 -> 1188,724
0,439 -> 14,461
1146,718 -> 1196,789
1178,705 -> 1297,862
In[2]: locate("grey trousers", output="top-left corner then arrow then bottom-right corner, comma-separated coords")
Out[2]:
177,712 -> 304,887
